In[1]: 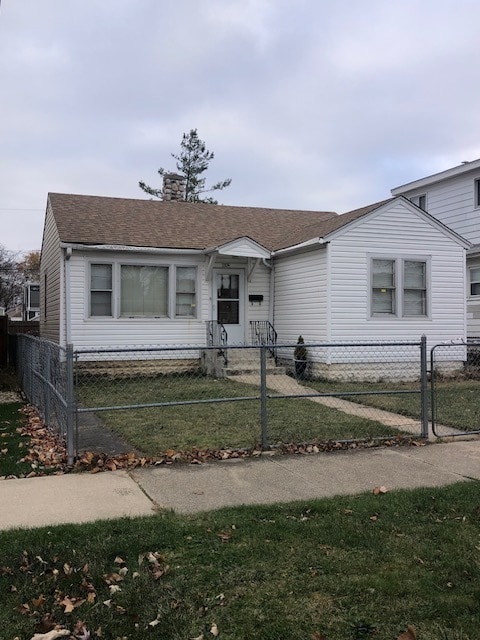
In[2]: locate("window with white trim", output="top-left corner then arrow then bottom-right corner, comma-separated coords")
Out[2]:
88,262 -> 198,318
371,257 -> 428,318
90,264 -> 112,316
175,266 -> 197,317
475,178 -> 480,208
470,266 -> 480,296
410,194 -> 427,211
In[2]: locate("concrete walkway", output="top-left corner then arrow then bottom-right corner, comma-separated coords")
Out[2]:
233,373 -> 465,439
1,439 -> 479,531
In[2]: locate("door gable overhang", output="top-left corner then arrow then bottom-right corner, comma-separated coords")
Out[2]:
204,237 -> 271,281
205,236 -> 271,260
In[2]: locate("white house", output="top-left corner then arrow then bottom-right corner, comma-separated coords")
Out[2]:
392,158 -> 480,337
39,178 -> 470,379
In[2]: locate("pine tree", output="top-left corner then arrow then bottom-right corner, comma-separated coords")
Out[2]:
139,129 -> 231,203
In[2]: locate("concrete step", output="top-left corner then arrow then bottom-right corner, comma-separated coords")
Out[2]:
223,366 -> 286,376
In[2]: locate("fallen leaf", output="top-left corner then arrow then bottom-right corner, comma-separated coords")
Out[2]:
30,630 -> 71,640
32,594 -> 47,608
73,620 -> 91,640
369,515 -> 378,522
148,616 -> 161,627
373,486 -> 388,495
218,531 -> 232,543
60,596 -> 85,613
210,623 -> 219,637
397,625 -> 417,640
114,556 -> 125,565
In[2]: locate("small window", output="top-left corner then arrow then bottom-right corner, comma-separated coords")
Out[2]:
475,178 -> 480,208
90,264 -> 112,316
120,265 -> 168,317
410,194 -> 427,211
470,267 -> 480,296
176,266 -> 197,317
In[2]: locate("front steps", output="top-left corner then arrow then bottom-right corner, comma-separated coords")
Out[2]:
222,350 -> 286,377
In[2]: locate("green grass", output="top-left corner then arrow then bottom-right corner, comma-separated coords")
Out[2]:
0,402 -> 33,477
77,376 -> 400,454
306,378 -> 480,432
1,481 -> 479,639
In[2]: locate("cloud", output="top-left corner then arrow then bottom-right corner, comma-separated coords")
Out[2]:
1,0 -> 480,251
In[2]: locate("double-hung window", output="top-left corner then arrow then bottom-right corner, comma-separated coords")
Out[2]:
175,266 -> 197,317
372,259 -> 396,314
470,267 -> 480,296
371,258 -> 428,318
90,264 -> 112,316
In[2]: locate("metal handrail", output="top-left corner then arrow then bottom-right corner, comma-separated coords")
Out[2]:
250,320 -> 277,361
206,320 -> 228,365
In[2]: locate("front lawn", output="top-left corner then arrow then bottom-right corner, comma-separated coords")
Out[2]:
1,481 -> 479,639
0,402 -> 32,477
77,376 -> 401,454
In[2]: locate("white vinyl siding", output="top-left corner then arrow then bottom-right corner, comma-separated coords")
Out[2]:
39,202 -> 62,343
246,261 -> 271,325
328,201 -> 466,345
69,252 -> 207,349
399,172 -> 480,244
67,252 -> 271,349
273,247 -> 328,343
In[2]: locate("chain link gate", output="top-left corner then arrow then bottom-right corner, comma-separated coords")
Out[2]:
430,340 -> 480,438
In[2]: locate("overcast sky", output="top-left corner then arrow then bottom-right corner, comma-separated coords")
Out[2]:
1,0 -> 480,253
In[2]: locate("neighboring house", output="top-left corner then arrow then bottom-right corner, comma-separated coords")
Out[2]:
40,179 -> 470,379
391,158 -> 480,337
23,282 -> 40,321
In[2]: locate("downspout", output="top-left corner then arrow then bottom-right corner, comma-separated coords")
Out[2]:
262,258 -> 274,326
64,247 -> 72,346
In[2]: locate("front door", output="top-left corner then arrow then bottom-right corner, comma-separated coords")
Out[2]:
213,270 -> 245,344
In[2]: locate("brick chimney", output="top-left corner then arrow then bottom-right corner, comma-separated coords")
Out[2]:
162,173 -> 187,201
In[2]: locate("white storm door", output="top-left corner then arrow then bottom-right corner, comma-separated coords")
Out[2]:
213,270 -> 245,344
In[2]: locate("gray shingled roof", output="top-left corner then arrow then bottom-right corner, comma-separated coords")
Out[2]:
48,193 -> 392,253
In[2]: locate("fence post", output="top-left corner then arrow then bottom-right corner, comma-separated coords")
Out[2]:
260,346 -> 268,449
44,345 -> 51,427
420,335 -> 429,439
65,344 -> 75,465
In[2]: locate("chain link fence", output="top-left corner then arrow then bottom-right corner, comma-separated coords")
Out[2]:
13,335 -> 443,461
73,339 -> 428,457
14,334 -> 74,462
430,340 -> 480,438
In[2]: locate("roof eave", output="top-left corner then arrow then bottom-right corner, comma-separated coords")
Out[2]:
59,242 -> 205,254
391,158 -> 480,195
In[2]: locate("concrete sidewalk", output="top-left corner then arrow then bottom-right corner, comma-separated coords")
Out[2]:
1,439 -> 479,531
